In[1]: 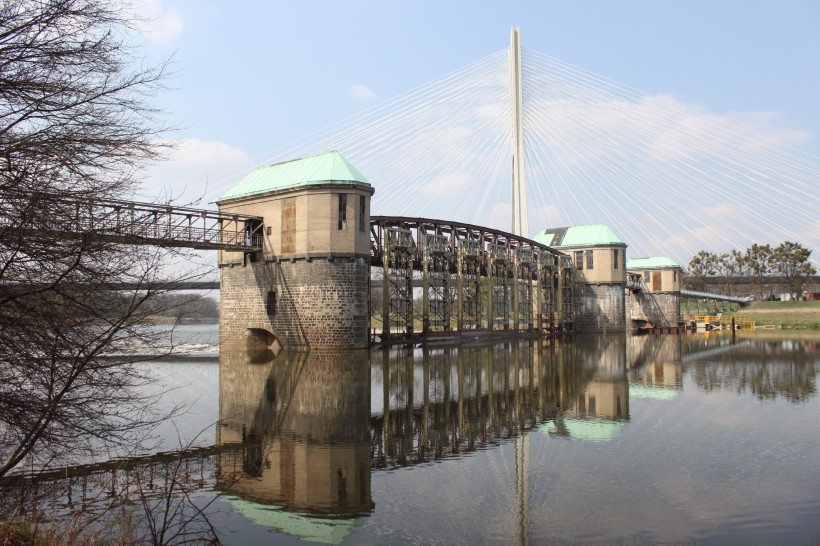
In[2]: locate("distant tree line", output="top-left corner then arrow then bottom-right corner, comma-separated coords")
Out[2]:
688,241 -> 816,299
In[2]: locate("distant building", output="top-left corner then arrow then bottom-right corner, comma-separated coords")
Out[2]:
533,224 -> 628,332
626,256 -> 682,293
625,256 -> 683,328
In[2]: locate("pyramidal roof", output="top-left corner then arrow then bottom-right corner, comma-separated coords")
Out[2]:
626,256 -> 681,269
218,151 -> 370,202
533,224 -> 625,248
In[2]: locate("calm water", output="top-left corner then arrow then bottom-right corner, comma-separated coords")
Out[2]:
9,328 -> 820,544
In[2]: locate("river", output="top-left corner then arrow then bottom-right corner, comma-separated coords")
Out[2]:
4,327 -> 820,544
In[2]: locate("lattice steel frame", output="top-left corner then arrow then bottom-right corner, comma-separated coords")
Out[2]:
423,233 -> 451,331
384,227 -> 416,334
458,238 -> 482,329
560,255 -> 575,327
537,251 -> 556,330
515,247 -> 534,330
488,243 -> 510,329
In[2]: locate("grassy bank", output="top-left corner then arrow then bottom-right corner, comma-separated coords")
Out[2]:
687,300 -> 820,330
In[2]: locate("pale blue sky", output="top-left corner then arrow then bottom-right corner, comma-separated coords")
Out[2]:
141,0 -> 820,154
137,0 -> 820,261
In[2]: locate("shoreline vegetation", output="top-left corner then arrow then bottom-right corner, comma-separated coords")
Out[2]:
687,300 -> 820,330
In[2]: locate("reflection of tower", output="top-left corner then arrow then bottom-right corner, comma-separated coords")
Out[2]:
216,346 -> 373,537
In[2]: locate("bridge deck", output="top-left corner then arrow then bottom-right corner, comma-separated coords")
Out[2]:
2,192 -> 263,251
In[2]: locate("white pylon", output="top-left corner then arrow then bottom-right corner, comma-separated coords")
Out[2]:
510,27 -> 528,238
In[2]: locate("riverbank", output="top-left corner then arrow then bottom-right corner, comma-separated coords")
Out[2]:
714,300 -> 820,330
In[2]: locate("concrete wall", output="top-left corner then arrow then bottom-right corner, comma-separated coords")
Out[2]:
574,284 -> 626,333
627,291 -> 681,329
220,256 -> 371,350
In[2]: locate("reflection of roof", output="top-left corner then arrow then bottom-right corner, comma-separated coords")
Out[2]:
218,150 -> 371,202
533,224 -> 625,248
540,418 -> 626,443
223,495 -> 363,545
626,256 -> 681,270
629,383 -> 681,400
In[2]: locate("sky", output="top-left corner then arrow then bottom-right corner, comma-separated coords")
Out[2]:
135,0 -> 820,260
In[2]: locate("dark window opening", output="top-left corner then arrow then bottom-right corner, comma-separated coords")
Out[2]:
338,193 -> 347,230
266,290 -> 276,316
613,249 -> 619,269
673,270 -> 678,282
586,250 -> 594,270
266,226 -> 272,236
574,251 -> 583,270
644,270 -> 650,282
359,195 -> 365,232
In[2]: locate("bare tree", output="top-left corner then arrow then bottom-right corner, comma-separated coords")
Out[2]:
0,0 -> 205,476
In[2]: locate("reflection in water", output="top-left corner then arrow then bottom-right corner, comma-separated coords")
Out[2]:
682,333 -> 817,401
371,335 -> 631,467
1,331 -> 817,545
216,347 -> 373,542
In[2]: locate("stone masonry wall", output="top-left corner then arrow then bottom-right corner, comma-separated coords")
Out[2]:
220,256 -> 371,350
574,284 -> 626,333
627,292 -> 681,329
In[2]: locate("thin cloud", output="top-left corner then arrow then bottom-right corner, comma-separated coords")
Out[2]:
350,84 -> 377,101
135,0 -> 184,43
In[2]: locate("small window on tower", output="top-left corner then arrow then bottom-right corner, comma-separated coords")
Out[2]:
575,251 -> 583,270
338,194 -> 347,230
586,250 -> 594,270
266,291 -> 276,316
359,195 -> 365,232
613,249 -> 619,269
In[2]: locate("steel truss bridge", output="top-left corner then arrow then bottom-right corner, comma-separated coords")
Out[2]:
370,216 -> 575,342
1,191 -> 264,251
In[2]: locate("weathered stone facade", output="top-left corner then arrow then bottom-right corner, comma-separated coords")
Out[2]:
219,255 -> 371,350
626,291 -> 681,329
574,284 -> 626,333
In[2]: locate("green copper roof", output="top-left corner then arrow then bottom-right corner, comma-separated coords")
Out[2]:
626,257 -> 681,270
532,224 -> 625,248
218,151 -> 371,202
540,418 -> 626,443
222,495 -> 363,545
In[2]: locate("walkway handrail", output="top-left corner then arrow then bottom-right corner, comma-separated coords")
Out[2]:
680,289 -> 748,304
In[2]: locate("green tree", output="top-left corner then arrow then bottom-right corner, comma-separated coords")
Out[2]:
688,250 -> 718,291
714,250 -> 747,296
770,241 -> 816,299
744,243 -> 773,300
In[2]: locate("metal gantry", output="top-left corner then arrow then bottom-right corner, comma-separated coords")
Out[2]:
370,216 -> 575,343
1,191 -> 263,251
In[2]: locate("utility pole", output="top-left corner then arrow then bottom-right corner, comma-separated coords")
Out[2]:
510,27 -> 528,238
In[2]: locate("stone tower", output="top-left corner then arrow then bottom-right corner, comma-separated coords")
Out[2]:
217,151 -> 374,350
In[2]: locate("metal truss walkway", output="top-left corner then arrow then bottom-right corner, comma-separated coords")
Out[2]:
1,191 -> 263,251
680,289 -> 748,305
